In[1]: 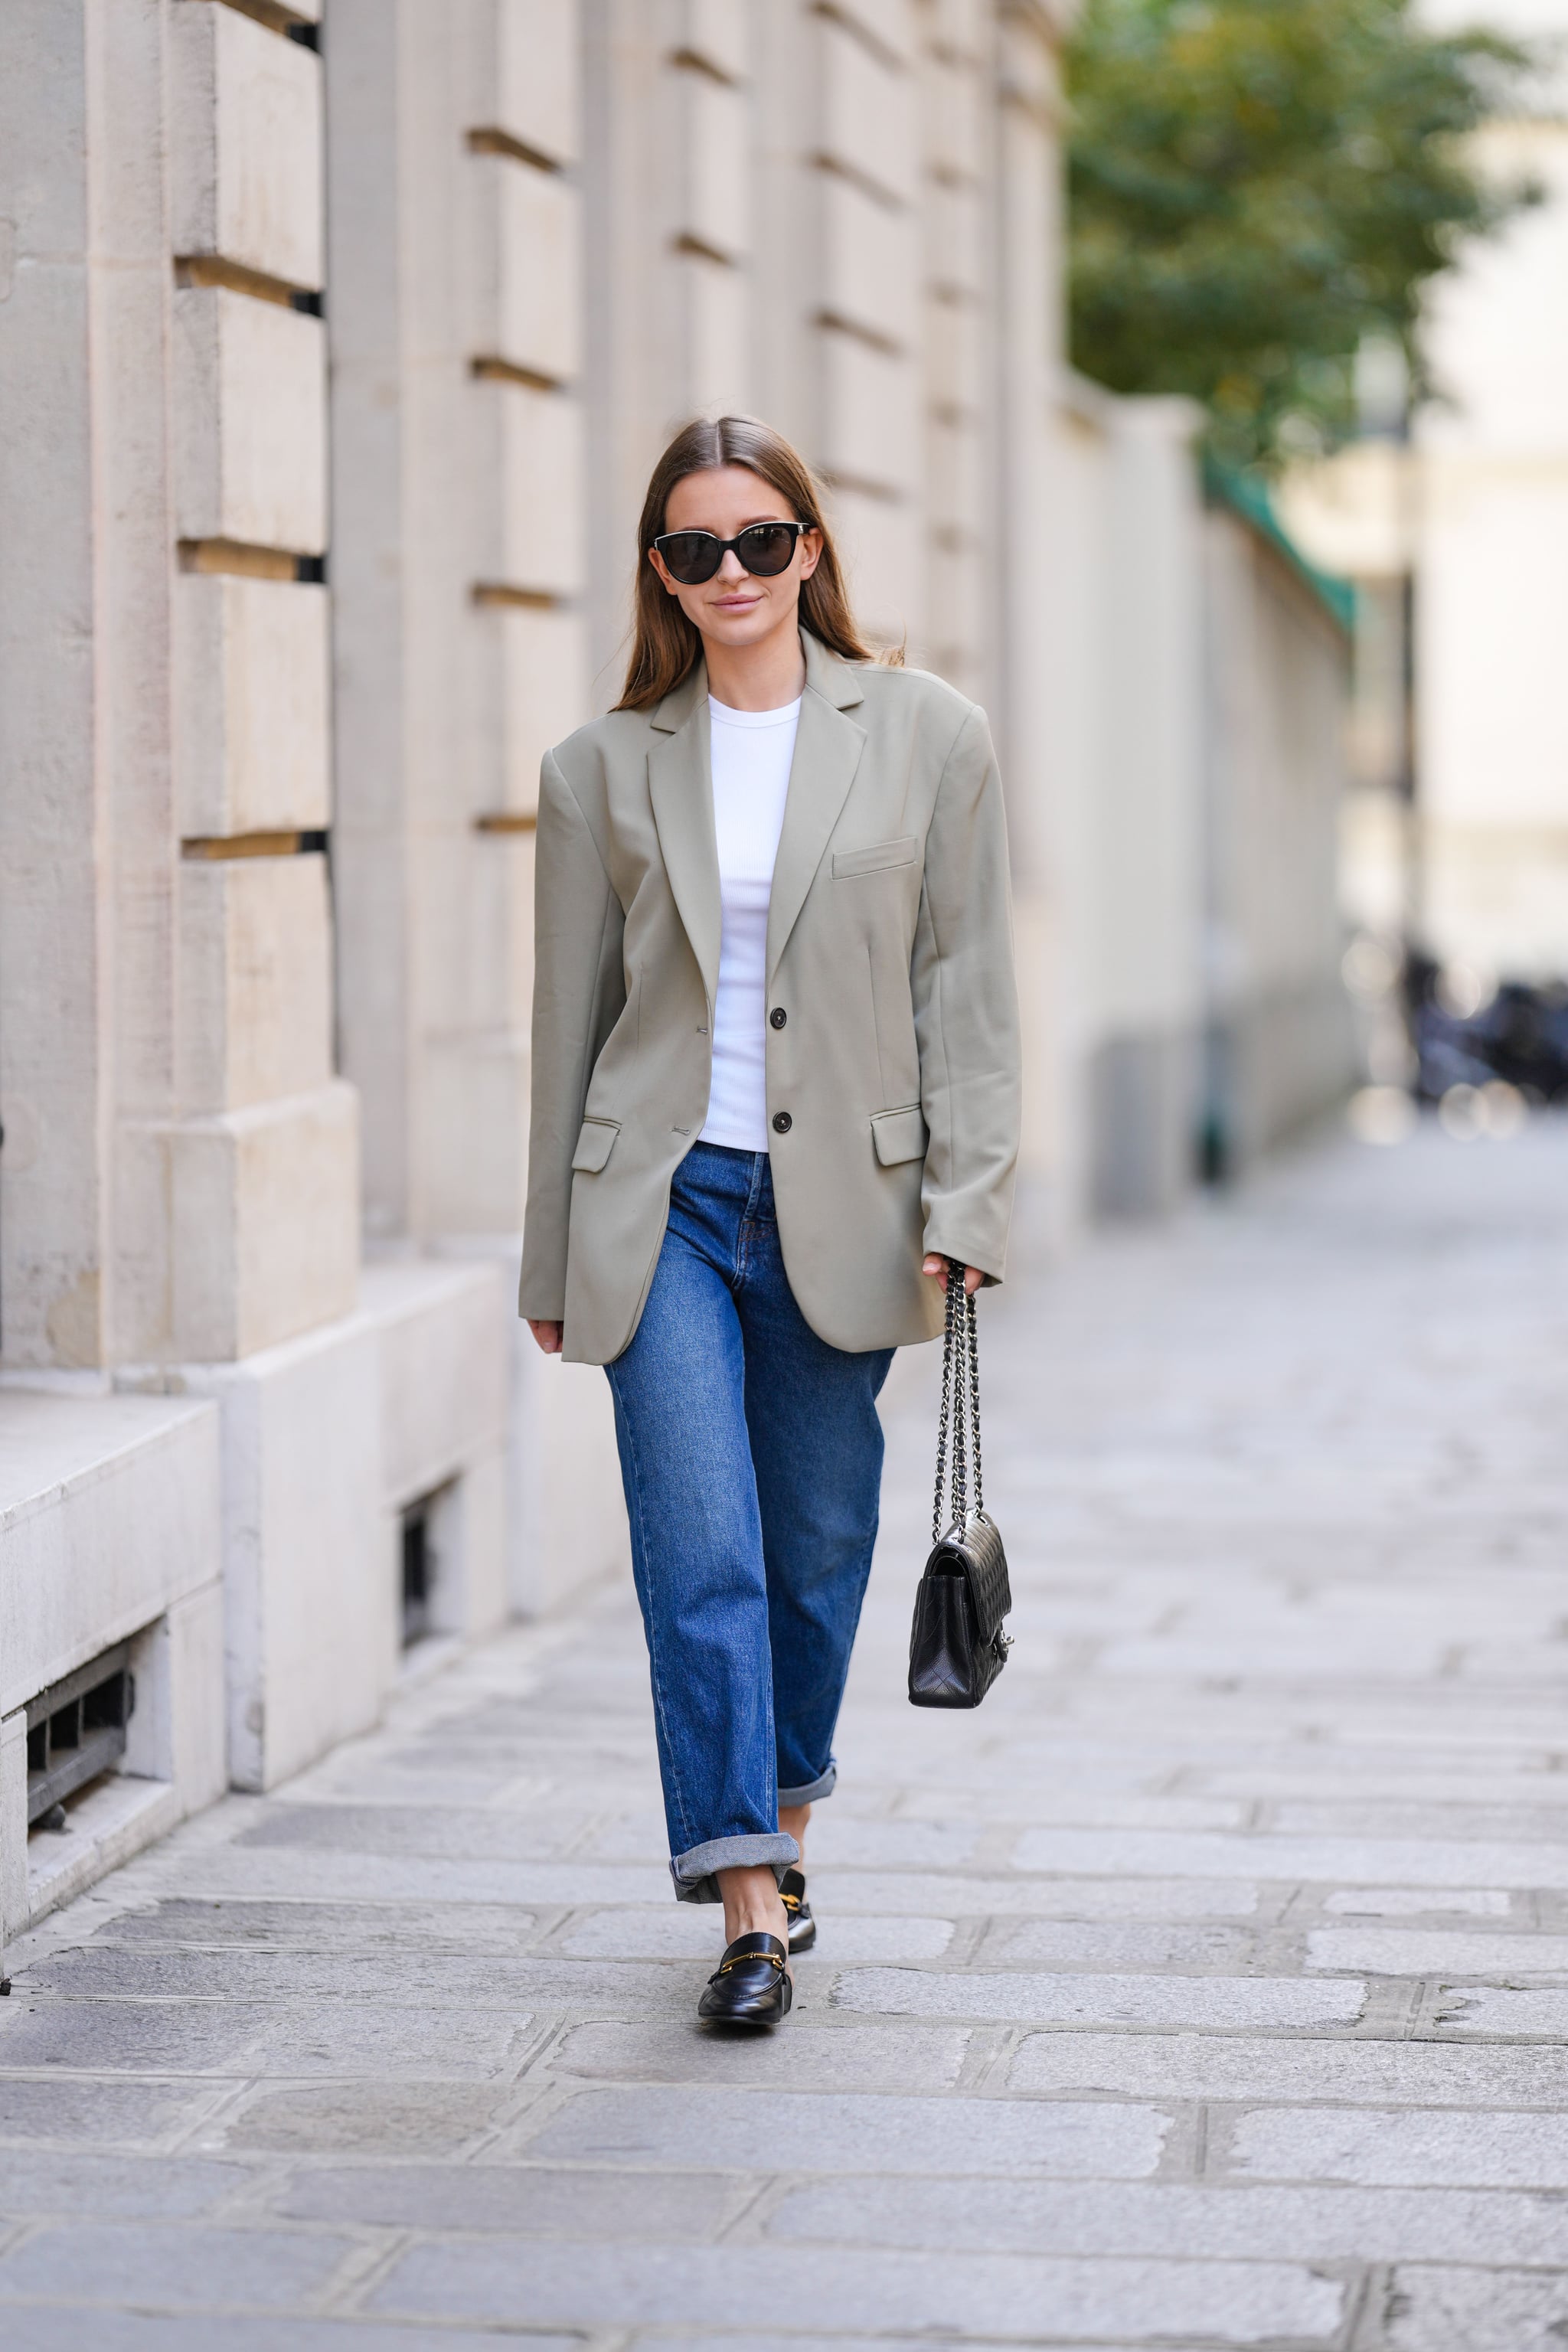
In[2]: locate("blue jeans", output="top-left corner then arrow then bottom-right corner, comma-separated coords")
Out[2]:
606,1141 -> 894,1902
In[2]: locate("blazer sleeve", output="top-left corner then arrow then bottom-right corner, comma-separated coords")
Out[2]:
910,702 -> 1022,1285
518,750 -> 626,1322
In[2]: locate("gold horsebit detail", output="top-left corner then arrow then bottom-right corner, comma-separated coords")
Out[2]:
718,1949 -> 787,1974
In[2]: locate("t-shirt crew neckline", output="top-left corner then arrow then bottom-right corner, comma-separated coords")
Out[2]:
708,694 -> 802,728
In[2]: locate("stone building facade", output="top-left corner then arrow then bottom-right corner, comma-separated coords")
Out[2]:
0,0 -> 1350,1955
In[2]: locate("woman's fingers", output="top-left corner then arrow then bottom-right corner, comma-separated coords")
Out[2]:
528,1318 -> 564,1355
920,1256 -> 984,1295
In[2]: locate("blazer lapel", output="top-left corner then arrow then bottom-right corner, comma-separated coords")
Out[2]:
766,635 -> 867,983
648,664 -> 723,1008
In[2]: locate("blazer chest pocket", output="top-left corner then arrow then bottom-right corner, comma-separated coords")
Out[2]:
871,1105 -> 928,1166
571,1117 -> 620,1173
832,836 -> 917,880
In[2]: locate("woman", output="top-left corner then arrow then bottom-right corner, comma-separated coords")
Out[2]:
520,416 -> 1020,2027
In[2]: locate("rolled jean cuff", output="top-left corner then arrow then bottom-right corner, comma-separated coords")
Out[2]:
670,1832 -> 799,1906
778,1761 -> 837,1806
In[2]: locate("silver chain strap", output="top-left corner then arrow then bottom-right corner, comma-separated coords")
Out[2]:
932,1258 -> 984,1542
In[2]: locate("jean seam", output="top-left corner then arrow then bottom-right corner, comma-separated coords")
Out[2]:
775,1510 -> 881,1799
607,1361 -> 699,1854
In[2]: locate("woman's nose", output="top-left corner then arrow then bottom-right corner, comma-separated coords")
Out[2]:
715,548 -> 750,581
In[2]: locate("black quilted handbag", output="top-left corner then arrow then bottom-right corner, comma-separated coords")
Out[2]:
908,1259 -> 1012,1707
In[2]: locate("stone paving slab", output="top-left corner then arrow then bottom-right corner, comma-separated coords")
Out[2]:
1323,1887 -> 1513,1918
545,2017 -> 973,2088
1382,2266 -> 1568,2350
97,1897 -> 549,1951
4,2320 -> 581,2352
763,2176 -> 1568,2263
832,1962 -> 1369,2027
5,1121 -> 1568,2346
1434,1984 -> 1568,2036
516,2085 -> 1171,2177
276,2162 -> 750,2237
0,2073 -> 233,2145
365,2239 -> 1348,2341
0,2220 -> 359,2308
1229,2103 -> 1568,2187
198,2080 -> 524,2156
0,2150 -> 251,2217
1307,1927 -> 1568,1974
1010,2027 -> 1568,2105
0,1998 -> 535,2075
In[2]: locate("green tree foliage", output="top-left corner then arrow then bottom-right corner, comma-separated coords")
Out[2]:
1067,0 -> 1537,466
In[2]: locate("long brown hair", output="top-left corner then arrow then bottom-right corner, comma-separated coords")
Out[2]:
616,415 -> 884,711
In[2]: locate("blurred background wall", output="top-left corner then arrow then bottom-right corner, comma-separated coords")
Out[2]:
0,0 -> 1357,1951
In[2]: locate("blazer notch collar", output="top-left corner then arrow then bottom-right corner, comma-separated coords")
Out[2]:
650,660 -> 708,735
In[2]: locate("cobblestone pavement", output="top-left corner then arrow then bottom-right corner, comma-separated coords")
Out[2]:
5,1122 -> 1568,2350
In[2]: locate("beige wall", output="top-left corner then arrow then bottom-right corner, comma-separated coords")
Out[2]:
1201,511 -> 1357,1168
1044,379 -> 1354,1214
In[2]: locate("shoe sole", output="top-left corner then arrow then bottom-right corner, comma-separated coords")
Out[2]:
697,1992 -> 792,2028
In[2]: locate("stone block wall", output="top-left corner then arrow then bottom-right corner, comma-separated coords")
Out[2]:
0,0 -> 516,1952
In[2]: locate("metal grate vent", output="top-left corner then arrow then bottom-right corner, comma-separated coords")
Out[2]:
25,1640 -> 135,1827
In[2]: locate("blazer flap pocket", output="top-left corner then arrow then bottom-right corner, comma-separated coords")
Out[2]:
571,1117 -> 620,1174
871,1105 -> 928,1167
832,835 -> 917,880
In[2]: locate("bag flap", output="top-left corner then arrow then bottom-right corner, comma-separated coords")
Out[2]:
570,1117 -> 620,1174
929,1514 -> 1011,1643
871,1105 -> 928,1167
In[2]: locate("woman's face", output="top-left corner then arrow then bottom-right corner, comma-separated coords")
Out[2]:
649,465 -> 822,652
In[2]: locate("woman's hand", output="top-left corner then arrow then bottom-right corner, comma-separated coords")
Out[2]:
528,1318 -> 564,1355
922,1256 -> 984,1296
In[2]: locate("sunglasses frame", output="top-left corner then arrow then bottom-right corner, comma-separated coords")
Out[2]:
652,520 -> 812,586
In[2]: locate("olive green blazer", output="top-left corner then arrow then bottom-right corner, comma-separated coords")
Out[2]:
518,631 -> 1021,1365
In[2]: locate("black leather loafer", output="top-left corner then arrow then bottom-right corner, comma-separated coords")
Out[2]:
779,1867 -> 815,1953
697,1931 -> 792,2027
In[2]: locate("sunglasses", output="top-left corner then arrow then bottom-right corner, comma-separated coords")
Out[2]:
653,521 -> 811,586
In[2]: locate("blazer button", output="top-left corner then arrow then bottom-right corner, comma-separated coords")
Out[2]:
772,1111 -> 792,1135
769,1006 -> 787,1030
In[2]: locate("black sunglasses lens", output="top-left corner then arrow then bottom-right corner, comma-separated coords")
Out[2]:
659,532 -> 722,585
738,524 -> 798,576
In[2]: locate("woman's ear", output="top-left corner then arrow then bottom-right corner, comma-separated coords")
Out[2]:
648,546 -> 681,596
798,528 -> 823,582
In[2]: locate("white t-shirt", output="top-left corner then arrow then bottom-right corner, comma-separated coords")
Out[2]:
698,692 -> 801,1152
